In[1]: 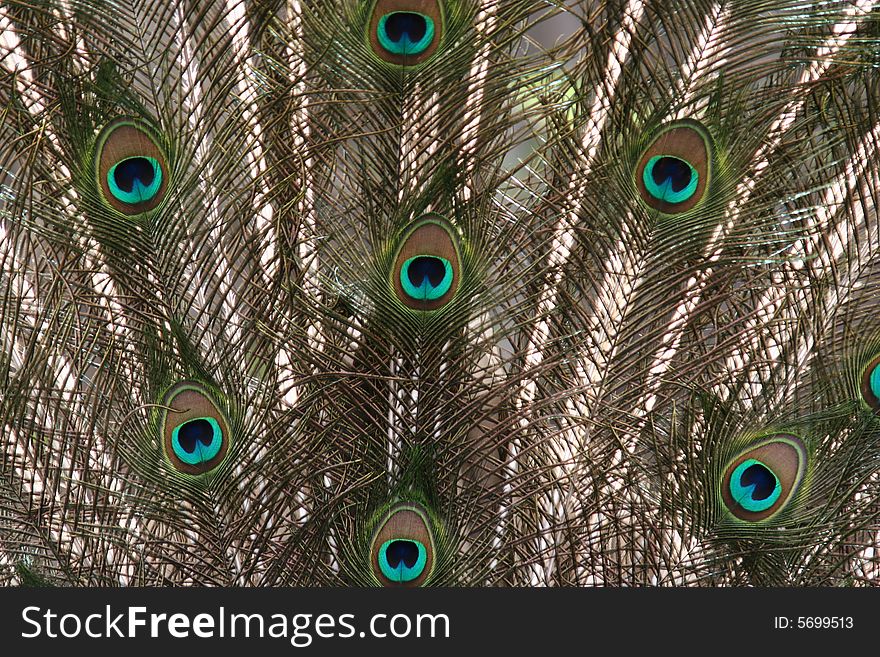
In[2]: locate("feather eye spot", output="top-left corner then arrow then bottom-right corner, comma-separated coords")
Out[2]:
636,121 -> 711,214
400,255 -> 453,301
95,119 -> 168,215
721,434 -> 806,522
378,539 -> 428,583
370,505 -> 435,587
161,382 -> 230,476
728,460 -> 781,512
642,155 -> 698,204
859,355 -> 880,411
368,0 -> 443,65
378,12 -> 435,56
107,156 -> 162,205
170,417 -> 224,467
392,214 -> 460,311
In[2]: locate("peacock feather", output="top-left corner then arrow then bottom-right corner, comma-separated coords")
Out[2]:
0,0 -> 879,587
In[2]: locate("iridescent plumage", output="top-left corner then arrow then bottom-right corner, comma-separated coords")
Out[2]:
1,0 -> 879,586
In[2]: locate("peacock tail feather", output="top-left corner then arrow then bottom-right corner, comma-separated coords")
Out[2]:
0,0 -> 878,586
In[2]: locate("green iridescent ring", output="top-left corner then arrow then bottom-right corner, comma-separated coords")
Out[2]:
170,416 -> 224,466
107,156 -> 163,205
728,458 -> 782,513
377,12 -> 435,55
378,538 -> 428,583
642,155 -> 699,204
399,255 -> 453,301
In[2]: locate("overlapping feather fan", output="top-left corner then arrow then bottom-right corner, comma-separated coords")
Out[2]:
1,0 -> 879,586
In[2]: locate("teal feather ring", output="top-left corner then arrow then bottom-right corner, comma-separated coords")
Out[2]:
95,118 -> 168,215
368,0 -> 444,66
721,434 -> 807,522
635,120 -> 712,214
160,382 -> 230,476
391,214 -> 461,311
370,504 -> 436,587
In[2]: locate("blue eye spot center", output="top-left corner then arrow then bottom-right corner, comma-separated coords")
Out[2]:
651,156 -> 691,193
170,416 -> 223,467
643,155 -> 698,205
385,12 -> 426,44
408,256 -> 444,288
739,463 -> 776,501
385,539 -> 419,570
400,255 -> 453,302
115,157 -> 155,192
378,538 -> 427,583
729,458 -> 782,514
177,418 -> 214,454
107,156 -> 162,205
377,12 -> 435,56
